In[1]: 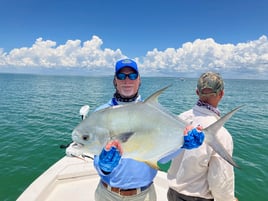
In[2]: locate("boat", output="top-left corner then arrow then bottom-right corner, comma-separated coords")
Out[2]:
17,145 -> 169,201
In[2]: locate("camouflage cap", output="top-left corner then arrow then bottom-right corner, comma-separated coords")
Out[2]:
197,72 -> 224,95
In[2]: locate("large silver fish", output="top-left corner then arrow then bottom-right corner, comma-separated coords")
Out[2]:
72,86 -> 241,168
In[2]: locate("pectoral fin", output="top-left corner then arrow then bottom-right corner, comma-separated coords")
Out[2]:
112,132 -> 135,143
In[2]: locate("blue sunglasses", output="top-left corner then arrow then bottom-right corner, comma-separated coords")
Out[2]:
116,72 -> 139,80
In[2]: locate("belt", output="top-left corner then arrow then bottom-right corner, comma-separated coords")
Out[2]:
101,181 -> 151,196
168,188 -> 214,201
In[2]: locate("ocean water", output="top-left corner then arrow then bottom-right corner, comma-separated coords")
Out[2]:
0,73 -> 267,201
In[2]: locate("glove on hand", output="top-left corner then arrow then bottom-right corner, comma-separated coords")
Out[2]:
98,140 -> 122,173
182,125 -> 204,149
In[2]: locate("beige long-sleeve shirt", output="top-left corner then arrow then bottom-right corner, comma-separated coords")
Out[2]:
167,105 -> 236,201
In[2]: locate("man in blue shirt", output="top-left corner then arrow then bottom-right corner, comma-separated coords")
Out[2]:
94,58 -> 204,201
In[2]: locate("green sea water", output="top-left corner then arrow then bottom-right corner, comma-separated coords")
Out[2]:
0,73 -> 267,201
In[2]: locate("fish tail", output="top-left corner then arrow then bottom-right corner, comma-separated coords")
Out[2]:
203,106 -> 244,168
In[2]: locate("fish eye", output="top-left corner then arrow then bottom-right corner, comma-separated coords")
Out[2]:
82,135 -> 89,141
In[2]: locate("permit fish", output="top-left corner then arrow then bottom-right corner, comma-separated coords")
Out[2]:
72,86 -> 241,168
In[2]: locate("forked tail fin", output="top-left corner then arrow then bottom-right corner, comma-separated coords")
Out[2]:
203,106 -> 244,168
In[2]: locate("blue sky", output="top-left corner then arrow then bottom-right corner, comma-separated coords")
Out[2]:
0,0 -> 268,79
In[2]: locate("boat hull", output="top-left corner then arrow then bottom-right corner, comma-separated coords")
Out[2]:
17,156 -> 169,201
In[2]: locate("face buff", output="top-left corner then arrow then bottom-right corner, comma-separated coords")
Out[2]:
196,99 -> 221,116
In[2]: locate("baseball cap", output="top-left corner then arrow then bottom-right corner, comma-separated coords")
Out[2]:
115,59 -> 139,74
197,72 -> 224,95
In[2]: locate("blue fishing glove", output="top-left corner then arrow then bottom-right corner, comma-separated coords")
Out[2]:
182,128 -> 205,149
98,146 -> 121,173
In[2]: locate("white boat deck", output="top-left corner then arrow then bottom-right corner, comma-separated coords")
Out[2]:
17,156 -> 169,201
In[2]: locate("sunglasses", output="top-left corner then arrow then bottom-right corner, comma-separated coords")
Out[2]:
116,72 -> 139,80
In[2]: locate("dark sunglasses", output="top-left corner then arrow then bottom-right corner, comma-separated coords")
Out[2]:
116,72 -> 139,80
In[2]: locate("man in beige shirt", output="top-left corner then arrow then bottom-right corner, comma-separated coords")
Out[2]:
167,72 -> 238,201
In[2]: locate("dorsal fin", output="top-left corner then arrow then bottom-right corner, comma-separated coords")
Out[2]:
144,85 -> 172,105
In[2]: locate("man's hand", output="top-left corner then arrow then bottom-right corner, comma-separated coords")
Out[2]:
182,125 -> 204,149
98,140 -> 122,173
105,140 -> 123,154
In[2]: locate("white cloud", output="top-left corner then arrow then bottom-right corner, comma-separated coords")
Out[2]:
0,35 -> 268,79
1,36 -> 125,70
140,36 -> 268,78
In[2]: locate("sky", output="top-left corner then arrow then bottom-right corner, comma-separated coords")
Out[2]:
0,0 -> 268,79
